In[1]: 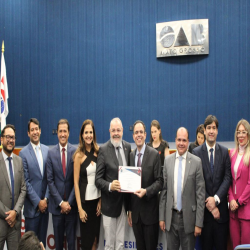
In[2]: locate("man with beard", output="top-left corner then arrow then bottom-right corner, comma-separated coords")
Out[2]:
0,124 -> 26,250
95,117 -> 131,250
19,118 -> 49,247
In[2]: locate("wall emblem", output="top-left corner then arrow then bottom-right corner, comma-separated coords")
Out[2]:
156,19 -> 209,57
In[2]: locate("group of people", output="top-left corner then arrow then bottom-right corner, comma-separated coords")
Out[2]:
0,115 -> 249,250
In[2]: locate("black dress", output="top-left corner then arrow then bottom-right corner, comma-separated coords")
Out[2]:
188,142 -> 198,154
147,140 -> 169,166
79,149 -> 101,250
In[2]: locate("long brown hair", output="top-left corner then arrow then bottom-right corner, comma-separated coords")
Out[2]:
194,124 -> 205,146
149,120 -> 163,144
73,119 -> 99,159
231,119 -> 250,166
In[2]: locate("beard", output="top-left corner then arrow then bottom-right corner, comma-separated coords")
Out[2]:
110,135 -> 123,148
2,144 -> 14,155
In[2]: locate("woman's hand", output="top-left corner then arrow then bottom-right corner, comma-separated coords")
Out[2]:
79,208 -> 88,223
229,200 -> 239,212
96,198 -> 101,216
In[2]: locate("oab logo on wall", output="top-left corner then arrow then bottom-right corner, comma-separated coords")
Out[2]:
156,19 -> 209,57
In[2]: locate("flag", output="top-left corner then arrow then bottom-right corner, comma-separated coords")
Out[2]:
1,42 -> 9,131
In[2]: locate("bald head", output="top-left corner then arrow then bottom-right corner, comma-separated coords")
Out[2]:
175,127 -> 189,156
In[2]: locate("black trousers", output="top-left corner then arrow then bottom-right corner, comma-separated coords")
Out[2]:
201,220 -> 229,250
132,215 -> 159,250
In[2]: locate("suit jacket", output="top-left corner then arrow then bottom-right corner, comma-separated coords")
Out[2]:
0,152 -> 26,230
193,143 -> 231,223
130,145 -> 163,225
46,143 -> 77,215
159,152 -> 205,233
228,149 -> 250,220
19,142 -> 49,218
95,140 -> 131,217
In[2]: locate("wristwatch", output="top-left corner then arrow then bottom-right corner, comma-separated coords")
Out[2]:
236,199 -> 241,207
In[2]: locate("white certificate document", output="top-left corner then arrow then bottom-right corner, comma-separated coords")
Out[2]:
118,166 -> 141,193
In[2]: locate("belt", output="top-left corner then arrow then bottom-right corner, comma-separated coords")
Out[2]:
173,208 -> 182,214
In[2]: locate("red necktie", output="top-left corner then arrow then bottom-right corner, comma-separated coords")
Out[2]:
62,148 -> 66,177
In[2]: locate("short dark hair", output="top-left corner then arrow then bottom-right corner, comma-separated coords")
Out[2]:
18,231 -> 42,250
133,120 -> 146,133
57,119 -> 70,132
1,124 -> 16,136
176,127 -> 189,139
204,115 -> 219,129
28,118 -> 40,132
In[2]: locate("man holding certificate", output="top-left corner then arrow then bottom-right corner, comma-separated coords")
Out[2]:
95,117 -> 131,250
128,120 -> 163,250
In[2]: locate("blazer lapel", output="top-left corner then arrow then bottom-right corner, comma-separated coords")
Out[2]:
122,141 -> 129,165
141,145 -> 149,168
202,144 -> 213,181
170,153 -> 176,192
66,143 -> 72,177
236,153 -> 244,180
131,149 -> 136,166
108,141 -> 119,167
183,152 -> 191,191
0,153 -> 12,192
40,144 -> 47,176
56,144 -> 64,178
28,143 -> 42,177
13,154 -> 20,196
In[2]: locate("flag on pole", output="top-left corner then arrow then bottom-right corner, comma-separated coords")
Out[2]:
1,41 -> 9,131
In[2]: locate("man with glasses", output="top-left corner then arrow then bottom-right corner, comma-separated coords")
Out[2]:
193,115 -> 231,250
95,117 -> 131,250
19,118 -> 49,247
0,124 -> 26,250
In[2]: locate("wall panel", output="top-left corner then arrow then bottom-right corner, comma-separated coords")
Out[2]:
0,0 -> 249,146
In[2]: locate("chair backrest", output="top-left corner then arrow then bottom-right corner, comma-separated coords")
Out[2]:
234,245 -> 250,250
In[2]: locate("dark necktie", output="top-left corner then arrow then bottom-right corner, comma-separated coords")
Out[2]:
62,148 -> 66,177
116,147 -> 123,166
137,153 -> 142,167
210,148 -> 214,174
7,157 -> 14,209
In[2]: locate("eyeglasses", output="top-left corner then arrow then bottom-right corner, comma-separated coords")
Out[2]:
2,135 -> 16,141
110,129 -> 122,133
236,131 -> 247,136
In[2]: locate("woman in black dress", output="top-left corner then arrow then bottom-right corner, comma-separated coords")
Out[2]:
74,119 -> 101,250
188,124 -> 205,153
147,120 -> 170,166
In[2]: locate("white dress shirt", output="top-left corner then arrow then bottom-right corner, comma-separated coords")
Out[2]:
205,141 -> 220,204
173,151 -> 187,209
2,150 -> 15,188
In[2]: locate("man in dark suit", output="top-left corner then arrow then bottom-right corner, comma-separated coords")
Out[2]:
47,119 -> 77,250
159,127 -> 205,250
193,115 -> 231,250
95,117 -> 131,250
128,120 -> 163,250
0,124 -> 26,250
19,118 -> 49,247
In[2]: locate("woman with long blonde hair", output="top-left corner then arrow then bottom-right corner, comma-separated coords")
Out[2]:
228,119 -> 250,249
